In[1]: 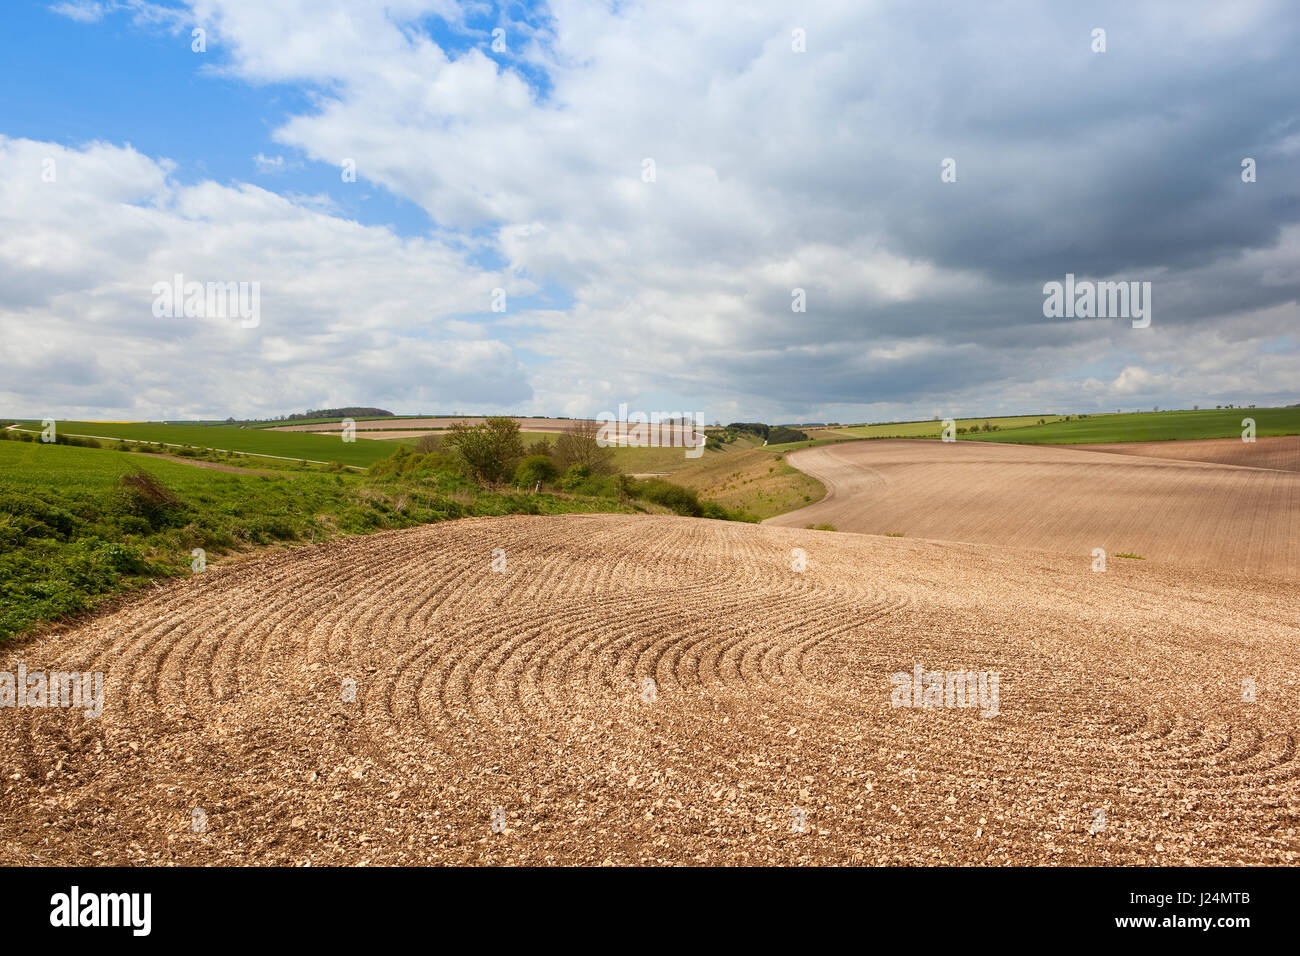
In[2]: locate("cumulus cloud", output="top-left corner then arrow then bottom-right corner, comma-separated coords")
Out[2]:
0,137 -> 531,419
10,0 -> 1300,419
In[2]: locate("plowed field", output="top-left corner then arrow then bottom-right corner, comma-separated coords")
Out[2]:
3,514 -> 1297,865
1074,435 -> 1300,473
767,440 -> 1300,578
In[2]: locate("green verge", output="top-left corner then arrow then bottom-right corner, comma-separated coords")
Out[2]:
0,438 -> 632,644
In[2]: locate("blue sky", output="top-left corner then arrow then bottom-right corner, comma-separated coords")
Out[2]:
0,3 -> 436,252
1,1 -> 1297,421
0,2 -> 497,236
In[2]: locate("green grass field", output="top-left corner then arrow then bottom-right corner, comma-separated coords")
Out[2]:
811,414 -> 1066,440
389,430 -> 566,449
11,421 -> 392,467
961,407 -> 1300,444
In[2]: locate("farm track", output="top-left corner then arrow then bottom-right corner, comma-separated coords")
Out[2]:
2,514 -> 1298,865
768,439 -> 1300,577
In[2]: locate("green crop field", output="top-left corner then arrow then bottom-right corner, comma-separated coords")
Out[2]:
961,407 -> 1300,444
10,421 -> 392,467
813,414 -> 1066,440
389,430 -> 566,449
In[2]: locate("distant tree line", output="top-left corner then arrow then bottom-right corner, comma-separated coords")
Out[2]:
287,407 -> 395,420
723,422 -> 809,444
222,407 -> 396,424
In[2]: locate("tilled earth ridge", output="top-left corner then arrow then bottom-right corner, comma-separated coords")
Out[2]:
1,514 -> 1298,865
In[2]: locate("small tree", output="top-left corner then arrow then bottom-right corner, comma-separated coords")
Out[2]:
445,417 -> 525,485
413,433 -> 443,454
554,419 -> 615,474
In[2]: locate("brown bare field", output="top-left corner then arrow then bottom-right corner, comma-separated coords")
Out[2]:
2,513 -> 1297,865
1072,435 -> 1300,473
767,440 -> 1300,578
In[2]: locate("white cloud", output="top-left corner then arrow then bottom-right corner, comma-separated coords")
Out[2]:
0,136 -> 531,419
12,1 -> 1300,419
49,1 -> 110,23
51,1 -> 192,29
253,152 -> 302,174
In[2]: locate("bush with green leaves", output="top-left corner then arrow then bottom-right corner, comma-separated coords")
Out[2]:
514,454 -> 558,487
559,462 -> 591,491
444,417 -> 526,485
632,478 -> 703,517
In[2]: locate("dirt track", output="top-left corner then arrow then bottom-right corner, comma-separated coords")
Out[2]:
767,439 -> 1300,578
2,514 -> 1297,865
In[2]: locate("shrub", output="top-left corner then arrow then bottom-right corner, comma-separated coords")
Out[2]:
634,478 -> 703,517
56,435 -> 101,449
514,454 -> 558,488
445,417 -> 525,485
92,541 -> 150,574
554,420 -> 615,474
701,501 -> 733,520
115,469 -> 185,528
117,515 -> 152,535
559,463 -> 592,491
0,491 -> 77,538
